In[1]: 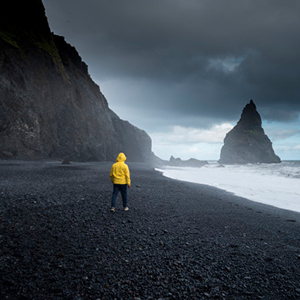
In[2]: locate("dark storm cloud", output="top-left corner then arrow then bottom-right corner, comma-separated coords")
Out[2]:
42,0 -> 300,127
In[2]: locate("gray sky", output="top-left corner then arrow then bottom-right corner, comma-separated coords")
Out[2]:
42,0 -> 300,160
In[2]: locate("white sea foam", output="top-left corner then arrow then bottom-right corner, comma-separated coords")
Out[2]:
157,161 -> 300,213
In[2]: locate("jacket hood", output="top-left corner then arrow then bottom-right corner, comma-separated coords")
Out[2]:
116,152 -> 126,162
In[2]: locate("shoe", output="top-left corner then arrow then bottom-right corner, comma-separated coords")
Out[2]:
123,207 -> 129,211
111,207 -> 115,212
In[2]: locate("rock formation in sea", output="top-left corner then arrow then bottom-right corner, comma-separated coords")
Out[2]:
219,100 -> 281,164
168,156 -> 208,167
0,0 -> 152,162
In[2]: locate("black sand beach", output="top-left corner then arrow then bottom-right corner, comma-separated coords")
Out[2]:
1,160 -> 300,300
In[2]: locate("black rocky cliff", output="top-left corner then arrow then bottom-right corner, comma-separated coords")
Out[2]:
219,100 -> 281,164
0,0 -> 152,162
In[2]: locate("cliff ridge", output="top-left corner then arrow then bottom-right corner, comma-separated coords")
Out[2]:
0,0 -> 152,162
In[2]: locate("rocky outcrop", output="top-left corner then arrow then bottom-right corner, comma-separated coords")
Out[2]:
0,0 -> 152,162
219,100 -> 281,164
168,156 -> 207,167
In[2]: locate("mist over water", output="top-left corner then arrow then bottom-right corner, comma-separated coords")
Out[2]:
157,161 -> 300,213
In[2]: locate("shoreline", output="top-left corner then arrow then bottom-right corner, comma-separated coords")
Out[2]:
1,160 -> 300,299
156,162 -> 300,214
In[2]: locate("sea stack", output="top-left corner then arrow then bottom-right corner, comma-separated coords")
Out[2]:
218,100 -> 281,164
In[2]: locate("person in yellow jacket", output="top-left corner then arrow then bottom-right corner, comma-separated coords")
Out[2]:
110,152 -> 131,212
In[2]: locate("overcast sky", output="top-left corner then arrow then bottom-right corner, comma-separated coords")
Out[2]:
42,0 -> 300,160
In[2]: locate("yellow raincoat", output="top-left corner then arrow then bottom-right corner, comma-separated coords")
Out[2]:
110,153 -> 131,186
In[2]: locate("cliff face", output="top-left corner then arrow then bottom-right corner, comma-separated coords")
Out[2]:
219,100 -> 281,164
0,0 -> 152,162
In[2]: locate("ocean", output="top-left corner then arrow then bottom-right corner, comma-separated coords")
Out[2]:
156,161 -> 300,213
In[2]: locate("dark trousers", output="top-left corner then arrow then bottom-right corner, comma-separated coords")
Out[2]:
111,184 -> 128,208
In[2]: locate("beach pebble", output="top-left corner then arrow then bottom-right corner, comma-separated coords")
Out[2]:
0,160 -> 300,299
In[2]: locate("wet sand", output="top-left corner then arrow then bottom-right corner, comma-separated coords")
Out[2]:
1,160 -> 300,299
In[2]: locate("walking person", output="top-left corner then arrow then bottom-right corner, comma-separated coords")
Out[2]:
110,152 -> 131,212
